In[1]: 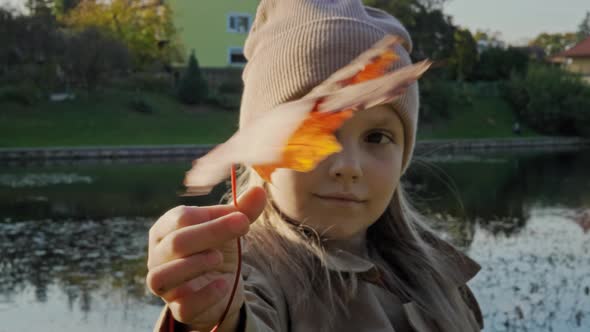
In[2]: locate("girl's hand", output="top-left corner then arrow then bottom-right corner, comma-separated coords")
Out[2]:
146,186 -> 267,331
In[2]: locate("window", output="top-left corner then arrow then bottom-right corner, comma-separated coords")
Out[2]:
227,13 -> 252,33
228,47 -> 247,66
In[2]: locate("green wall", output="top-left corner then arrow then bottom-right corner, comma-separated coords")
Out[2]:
168,0 -> 259,68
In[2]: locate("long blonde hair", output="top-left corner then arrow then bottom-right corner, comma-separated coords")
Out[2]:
222,166 -> 475,331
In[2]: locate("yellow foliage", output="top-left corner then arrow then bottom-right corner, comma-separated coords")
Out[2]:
62,0 -> 182,68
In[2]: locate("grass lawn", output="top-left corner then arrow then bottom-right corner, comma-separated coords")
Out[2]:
0,87 -> 541,148
0,89 -> 238,147
417,96 -> 540,140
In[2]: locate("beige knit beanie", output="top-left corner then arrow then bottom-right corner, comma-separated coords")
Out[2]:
240,0 -> 419,174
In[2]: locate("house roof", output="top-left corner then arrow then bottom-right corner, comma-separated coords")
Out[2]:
556,36 -> 590,58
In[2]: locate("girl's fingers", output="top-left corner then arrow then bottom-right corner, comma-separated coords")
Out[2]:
148,186 -> 267,246
167,276 -> 234,325
149,204 -> 236,247
146,249 -> 223,297
235,185 -> 267,223
147,186 -> 267,269
149,211 -> 249,268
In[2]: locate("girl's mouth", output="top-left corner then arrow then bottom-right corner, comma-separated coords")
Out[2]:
313,193 -> 366,204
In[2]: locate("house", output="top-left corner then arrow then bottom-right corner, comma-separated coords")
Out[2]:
552,36 -> 590,83
166,0 -> 259,68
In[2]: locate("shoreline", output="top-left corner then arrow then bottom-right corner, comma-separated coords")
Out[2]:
1,137 -> 589,162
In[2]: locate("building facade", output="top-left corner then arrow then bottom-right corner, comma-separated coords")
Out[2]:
166,0 -> 259,68
553,36 -> 590,83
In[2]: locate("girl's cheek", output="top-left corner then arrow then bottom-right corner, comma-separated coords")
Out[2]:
268,171 -> 309,213
367,149 -> 400,171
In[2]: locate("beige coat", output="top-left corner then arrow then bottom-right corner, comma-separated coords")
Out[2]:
154,240 -> 483,332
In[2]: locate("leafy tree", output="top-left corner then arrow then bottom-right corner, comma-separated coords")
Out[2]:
53,0 -> 81,17
62,0 -> 181,69
448,28 -> 477,81
578,11 -> 590,41
177,50 -> 208,105
473,30 -> 502,43
61,27 -> 130,92
411,6 -> 456,61
419,0 -> 448,10
363,0 -> 450,24
473,29 -> 506,51
0,7 -> 62,86
363,0 -> 416,27
25,0 -> 53,16
363,0 -> 455,62
473,47 -> 528,81
529,32 -> 579,56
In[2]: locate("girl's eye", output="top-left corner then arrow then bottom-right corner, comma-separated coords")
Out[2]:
365,131 -> 394,144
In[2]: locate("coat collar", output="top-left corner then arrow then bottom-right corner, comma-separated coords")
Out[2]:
321,235 -> 483,332
320,231 -> 481,287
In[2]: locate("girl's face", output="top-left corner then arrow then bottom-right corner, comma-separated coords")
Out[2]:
268,104 -> 404,240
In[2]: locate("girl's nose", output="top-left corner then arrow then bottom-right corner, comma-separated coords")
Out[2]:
327,145 -> 363,183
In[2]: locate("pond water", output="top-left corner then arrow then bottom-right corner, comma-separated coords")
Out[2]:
1,148 -> 589,332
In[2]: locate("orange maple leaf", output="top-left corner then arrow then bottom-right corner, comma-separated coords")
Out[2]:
252,48 -> 398,182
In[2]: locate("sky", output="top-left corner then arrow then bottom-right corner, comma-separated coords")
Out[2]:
1,0 -> 588,45
444,0 -> 589,45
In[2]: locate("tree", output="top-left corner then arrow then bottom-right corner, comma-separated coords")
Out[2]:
0,7 -> 61,69
25,0 -> 53,16
578,11 -> 590,41
448,28 -> 477,81
363,0 -> 456,62
411,6 -> 455,61
473,29 -> 505,49
62,0 -> 181,69
53,0 -> 81,17
363,0 -> 450,24
363,0 -> 417,27
473,47 -> 529,81
177,50 -> 208,105
529,32 -> 579,56
61,27 -> 130,92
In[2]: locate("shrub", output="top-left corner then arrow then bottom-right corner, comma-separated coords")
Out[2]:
0,84 -> 42,106
504,64 -> 590,137
128,96 -> 154,114
128,72 -> 172,92
217,80 -> 243,95
205,91 -> 241,111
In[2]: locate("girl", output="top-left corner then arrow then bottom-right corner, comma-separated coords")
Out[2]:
146,0 -> 484,331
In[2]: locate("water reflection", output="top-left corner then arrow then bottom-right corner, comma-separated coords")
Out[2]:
406,149 -> 590,246
468,207 -> 590,332
0,149 -> 589,331
0,218 -> 157,306
0,161 -> 226,221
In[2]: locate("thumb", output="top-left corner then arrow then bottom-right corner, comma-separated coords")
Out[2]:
235,186 -> 267,224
